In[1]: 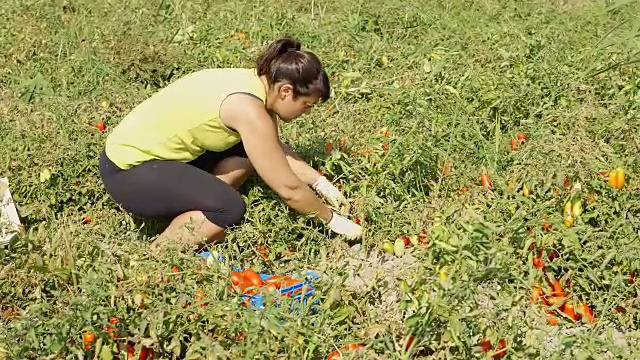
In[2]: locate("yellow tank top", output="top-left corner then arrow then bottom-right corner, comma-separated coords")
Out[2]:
105,68 -> 267,170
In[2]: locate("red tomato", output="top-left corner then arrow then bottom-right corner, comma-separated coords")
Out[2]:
493,339 -> 507,359
327,343 -> 365,359
479,338 -> 492,353
547,250 -> 559,261
243,269 -> 264,287
401,235 -> 411,247
325,143 -> 333,153
95,122 -> 106,132
516,133 -> 526,141
139,346 -> 152,360
264,275 -> 283,288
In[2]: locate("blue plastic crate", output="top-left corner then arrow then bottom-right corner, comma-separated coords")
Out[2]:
197,251 -> 320,312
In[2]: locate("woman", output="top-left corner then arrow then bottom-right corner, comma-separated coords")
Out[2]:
99,37 -> 362,252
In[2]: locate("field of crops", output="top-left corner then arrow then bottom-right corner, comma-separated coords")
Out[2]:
1,0 -> 640,358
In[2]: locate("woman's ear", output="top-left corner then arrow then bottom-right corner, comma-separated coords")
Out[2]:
278,83 -> 294,100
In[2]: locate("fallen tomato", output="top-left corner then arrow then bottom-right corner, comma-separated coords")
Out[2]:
480,173 -> 491,188
95,122 -> 106,132
531,284 -> 543,303
327,343 -> 365,359
608,167 -> 625,190
577,303 -> 595,323
561,302 -> 580,321
381,240 -> 394,254
479,338 -> 492,353
493,338 -> 507,359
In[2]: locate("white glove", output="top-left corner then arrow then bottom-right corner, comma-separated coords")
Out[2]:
312,176 -> 347,208
326,212 -> 363,240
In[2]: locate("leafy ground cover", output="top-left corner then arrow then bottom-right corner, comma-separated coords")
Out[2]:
1,0 -> 640,358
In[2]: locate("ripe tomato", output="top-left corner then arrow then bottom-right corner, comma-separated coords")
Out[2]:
103,316 -> 120,339
531,284 -> 543,303
139,346 -> 152,360
264,275 -> 283,287
230,272 -> 245,286
545,311 -> 558,325
561,302 -> 580,321
327,343 -> 365,359
243,269 -> 263,287
547,277 -> 565,298
516,133 -> 526,141
547,250 -> 559,261
95,122 -> 106,132
532,257 -> 544,270
459,186 -> 468,194
493,338 -> 507,359
480,173 -> 491,188
325,143 -> 333,153
195,290 -> 206,306
577,303 -> 595,323
83,331 -> 96,350
479,338 -> 492,353
401,235 -> 411,247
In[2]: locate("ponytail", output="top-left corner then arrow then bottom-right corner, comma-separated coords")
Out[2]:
256,37 -> 330,102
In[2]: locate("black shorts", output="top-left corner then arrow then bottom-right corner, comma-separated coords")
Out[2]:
99,142 -> 249,228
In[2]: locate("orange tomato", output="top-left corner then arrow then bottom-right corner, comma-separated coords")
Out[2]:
83,331 -> 96,350
243,269 -> 264,287
264,275 -> 283,288
561,302 -> 580,321
516,133 -> 526,141
532,257 -> 544,270
195,290 -> 207,307
577,303 -> 595,323
230,272 -> 245,286
531,284 -> 543,303
481,173 -> 491,188
327,343 -> 365,359
545,311 -> 558,325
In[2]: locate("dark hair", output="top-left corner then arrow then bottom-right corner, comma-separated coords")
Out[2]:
256,37 -> 330,102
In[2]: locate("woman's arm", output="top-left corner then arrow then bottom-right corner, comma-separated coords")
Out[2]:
220,93 -> 333,222
280,141 -> 322,185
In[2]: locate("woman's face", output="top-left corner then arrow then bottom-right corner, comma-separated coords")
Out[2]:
272,83 -> 320,122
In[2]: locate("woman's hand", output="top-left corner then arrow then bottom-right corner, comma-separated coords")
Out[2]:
326,211 -> 363,239
312,176 -> 347,208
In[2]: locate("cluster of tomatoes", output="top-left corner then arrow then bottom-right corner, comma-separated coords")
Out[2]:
530,275 -> 595,325
229,269 -> 304,306
82,317 -> 153,359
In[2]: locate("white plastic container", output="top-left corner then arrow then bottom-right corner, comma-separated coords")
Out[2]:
0,177 -> 21,247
